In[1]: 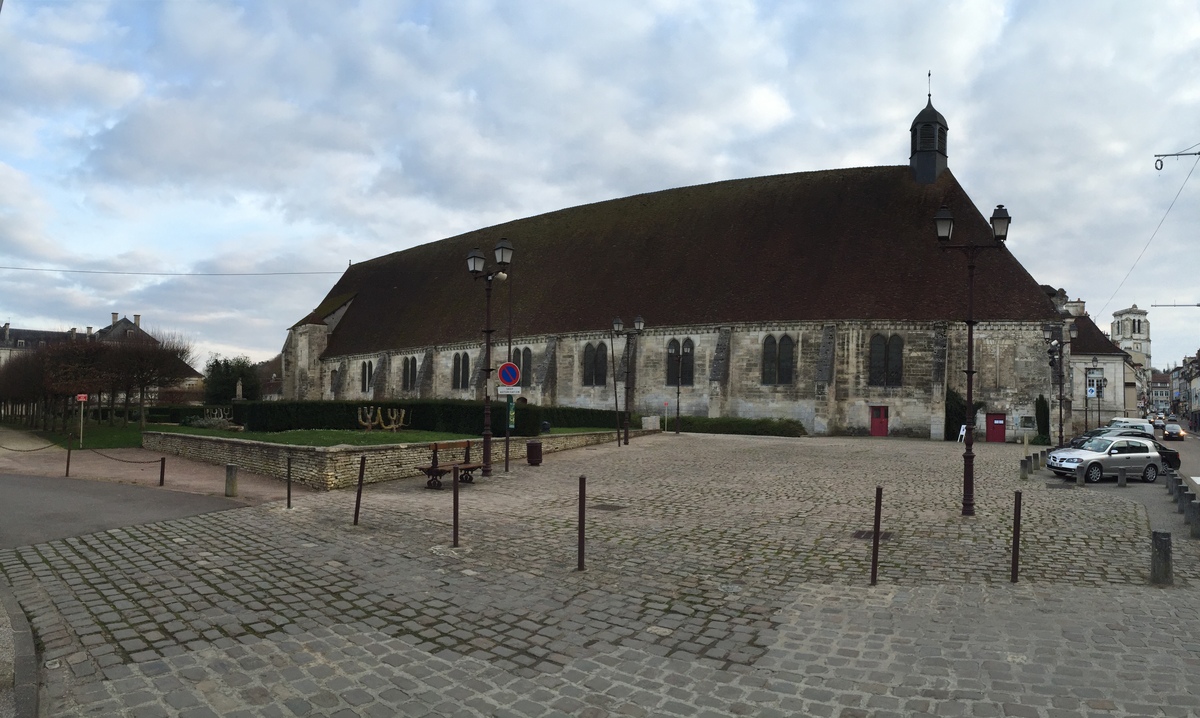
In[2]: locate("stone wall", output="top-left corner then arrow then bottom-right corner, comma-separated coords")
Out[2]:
142,430 -> 657,491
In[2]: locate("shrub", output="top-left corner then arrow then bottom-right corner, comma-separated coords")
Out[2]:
668,415 -> 806,437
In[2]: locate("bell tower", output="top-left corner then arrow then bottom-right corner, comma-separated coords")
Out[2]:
910,96 -> 948,184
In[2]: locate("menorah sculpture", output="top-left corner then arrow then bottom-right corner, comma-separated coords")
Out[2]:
357,406 -> 409,432
204,407 -> 233,421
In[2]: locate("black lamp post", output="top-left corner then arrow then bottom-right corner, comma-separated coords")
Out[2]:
935,203 -> 1010,517
1044,320 -> 1078,447
467,238 -> 513,477
612,315 -> 645,445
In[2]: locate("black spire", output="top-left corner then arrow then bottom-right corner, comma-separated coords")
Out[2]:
910,97 -> 948,184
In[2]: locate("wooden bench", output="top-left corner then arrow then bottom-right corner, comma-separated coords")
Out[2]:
418,440 -> 483,490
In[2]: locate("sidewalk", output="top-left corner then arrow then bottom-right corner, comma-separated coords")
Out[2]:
2,430 -> 1200,716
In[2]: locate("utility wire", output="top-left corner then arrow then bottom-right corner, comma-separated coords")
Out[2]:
1097,153 -> 1200,318
0,266 -> 342,277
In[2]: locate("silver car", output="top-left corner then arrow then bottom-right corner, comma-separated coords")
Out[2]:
1046,436 -> 1164,483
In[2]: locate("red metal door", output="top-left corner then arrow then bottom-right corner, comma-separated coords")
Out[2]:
870,406 -> 889,437
985,413 -> 1006,443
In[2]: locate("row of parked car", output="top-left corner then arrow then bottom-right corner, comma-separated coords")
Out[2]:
1046,416 -> 1184,484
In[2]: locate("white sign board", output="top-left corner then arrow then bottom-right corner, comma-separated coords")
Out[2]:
957,424 -> 967,442
1087,386 -> 1097,398
497,386 -> 522,395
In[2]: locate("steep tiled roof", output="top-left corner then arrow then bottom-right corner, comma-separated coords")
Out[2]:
1069,314 -> 1127,357
306,165 -> 1061,358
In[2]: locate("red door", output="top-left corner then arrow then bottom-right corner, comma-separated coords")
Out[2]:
985,413 -> 1006,442
870,406 -> 889,437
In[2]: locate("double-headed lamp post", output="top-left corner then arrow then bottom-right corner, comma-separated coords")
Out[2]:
613,315 -> 645,445
1043,321 -> 1078,447
467,238 -> 513,477
935,203 -> 1010,517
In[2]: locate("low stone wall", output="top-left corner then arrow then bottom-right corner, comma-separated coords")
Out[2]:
142,430 -> 657,491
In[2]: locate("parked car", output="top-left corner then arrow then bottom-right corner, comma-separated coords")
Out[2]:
1067,427 -> 1156,448
1106,418 -> 1156,434
1163,423 -> 1186,440
1152,440 -> 1182,470
1046,437 -> 1165,483
1154,418 -> 1167,430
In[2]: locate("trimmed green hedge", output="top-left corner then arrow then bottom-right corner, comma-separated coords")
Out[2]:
229,400 -> 621,437
664,415 -> 806,437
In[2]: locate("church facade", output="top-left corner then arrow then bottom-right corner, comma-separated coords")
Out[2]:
282,101 -> 1063,440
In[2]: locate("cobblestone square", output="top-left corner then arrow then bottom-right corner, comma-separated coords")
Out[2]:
5,433 -> 1200,716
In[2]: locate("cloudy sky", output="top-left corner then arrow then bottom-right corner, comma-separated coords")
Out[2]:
1,0 -> 1199,371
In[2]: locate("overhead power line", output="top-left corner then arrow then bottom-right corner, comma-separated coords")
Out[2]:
0,266 -> 342,277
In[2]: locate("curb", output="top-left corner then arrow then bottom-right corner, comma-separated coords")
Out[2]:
0,583 -> 37,718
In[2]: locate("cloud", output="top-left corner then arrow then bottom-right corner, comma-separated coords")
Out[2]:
0,0 -> 1199,367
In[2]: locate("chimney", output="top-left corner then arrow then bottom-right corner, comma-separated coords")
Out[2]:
2,323 -> 8,341
86,327 -> 92,336
111,312 -> 119,326
69,328 -> 76,340
134,314 -> 141,327
1064,299 -> 1087,317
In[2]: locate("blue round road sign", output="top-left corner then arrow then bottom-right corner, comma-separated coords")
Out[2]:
498,362 -> 521,386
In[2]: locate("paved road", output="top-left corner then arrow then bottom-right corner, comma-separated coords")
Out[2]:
0,474 -> 243,550
3,432 -> 1200,716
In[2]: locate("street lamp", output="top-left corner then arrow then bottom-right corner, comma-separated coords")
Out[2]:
935,203 -> 1010,517
611,316 -> 645,445
1044,320 -> 1078,447
467,238 -> 513,477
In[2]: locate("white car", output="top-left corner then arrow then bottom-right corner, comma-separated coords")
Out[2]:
1047,436 -> 1164,483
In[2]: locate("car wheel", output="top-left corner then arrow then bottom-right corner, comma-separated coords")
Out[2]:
1142,464 -> 1159,483
1086,463 -> 1103,483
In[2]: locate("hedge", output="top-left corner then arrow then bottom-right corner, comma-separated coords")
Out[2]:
662,415 -> 806,437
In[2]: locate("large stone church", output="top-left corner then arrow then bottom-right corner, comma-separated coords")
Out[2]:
282,100 -> 1062,439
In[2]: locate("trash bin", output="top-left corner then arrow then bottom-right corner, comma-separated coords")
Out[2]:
527,440 -> 543,466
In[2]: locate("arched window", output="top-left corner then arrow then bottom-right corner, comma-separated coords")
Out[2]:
886,335 -> 903,386
452,353 -> 461,389
521,347 -> 532,388
869,334 -> 903,387
762,336 -> 777,385
409,356 -> 417,389
595,342 -> 607,386
583,344 -> 596,386
681,338 -> 694,386
778,335 -> 794,384
360,361 -> 368,393
330,369 -> 338,392
666,339 -> 680,386
459,353 -> 470,390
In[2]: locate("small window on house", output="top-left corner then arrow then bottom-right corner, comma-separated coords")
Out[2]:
15,340 -> 23,348
126,330 -> 134,338
919,123 -> 935,151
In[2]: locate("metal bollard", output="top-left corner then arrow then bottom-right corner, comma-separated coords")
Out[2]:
1075,464 -> 1085,486
353,456 -> 366,526
870,485 -> 883,586
577,475 -> 587,572
1011,490 -> 1022,583
1020,458 -> 1029,481
224,464 -> 238,497
1117,466 -> 1127,488
1151,531 -> 1173,585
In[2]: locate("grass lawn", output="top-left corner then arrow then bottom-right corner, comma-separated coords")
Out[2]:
9,421 -> 615,450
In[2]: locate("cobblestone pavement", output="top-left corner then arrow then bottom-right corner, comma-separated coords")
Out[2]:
4,433 -> 1200,716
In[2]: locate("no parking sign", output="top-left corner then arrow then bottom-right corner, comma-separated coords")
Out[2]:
498,362 -> 521,387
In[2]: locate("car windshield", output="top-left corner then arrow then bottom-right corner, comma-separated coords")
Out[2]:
1166,424 -> 1182,431
1080,438 -> 1115,453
